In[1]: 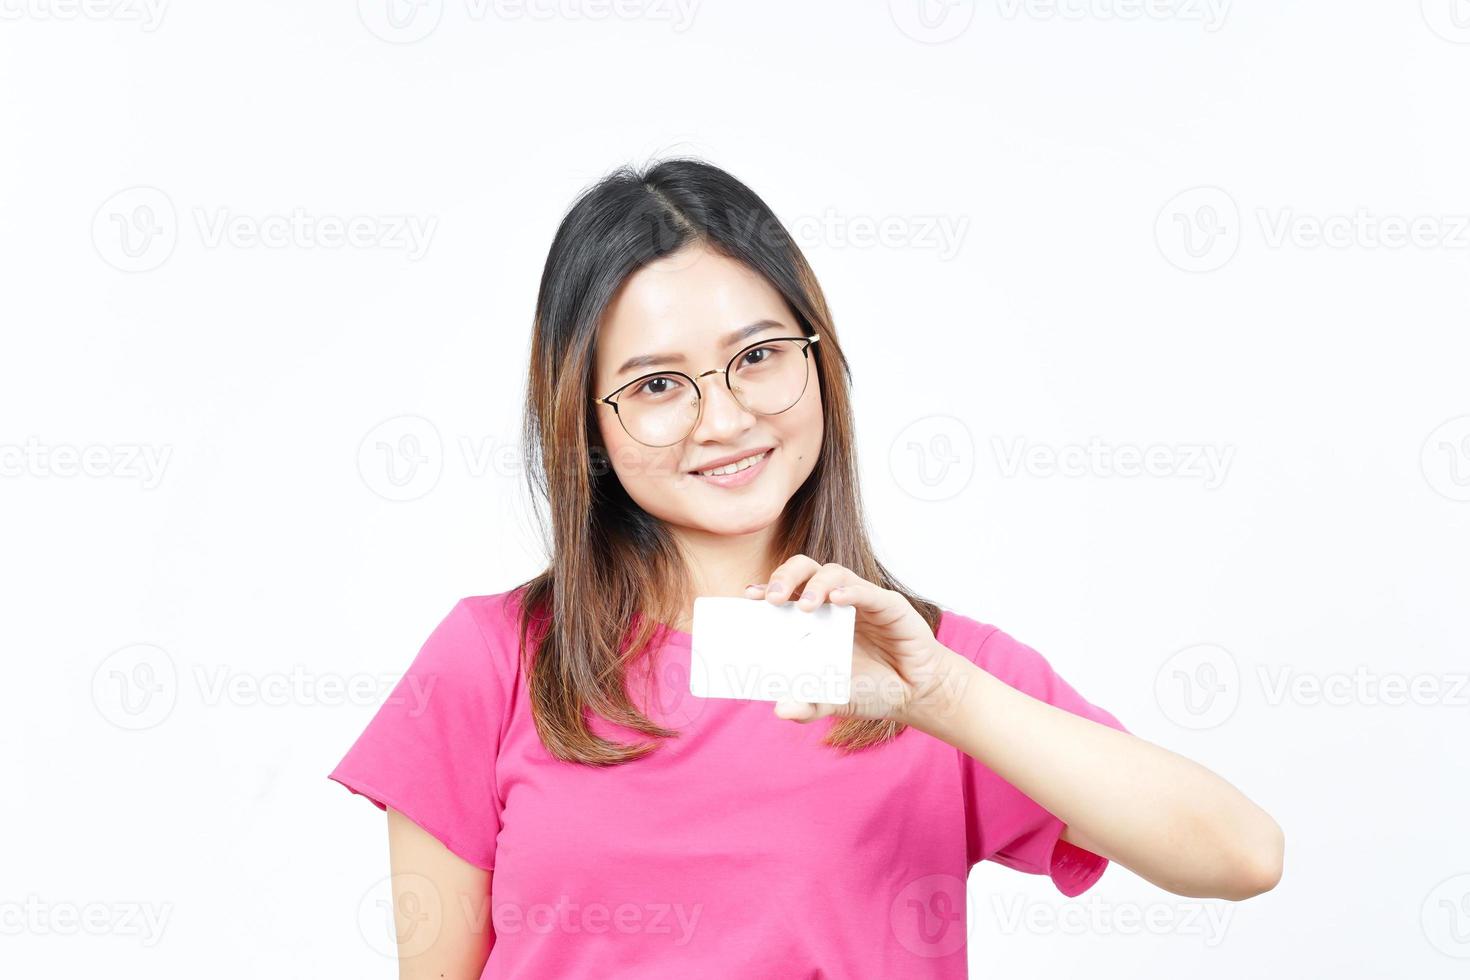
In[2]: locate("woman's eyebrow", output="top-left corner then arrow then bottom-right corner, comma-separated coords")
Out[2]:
614,319 -> 786,376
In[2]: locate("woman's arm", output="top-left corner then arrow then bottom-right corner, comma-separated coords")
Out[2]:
384,807 -> 495,978
755,556 -> 1284,900
904,646 -> 1285,901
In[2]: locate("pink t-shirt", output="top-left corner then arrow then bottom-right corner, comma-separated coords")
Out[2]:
329,588 -> 1128,978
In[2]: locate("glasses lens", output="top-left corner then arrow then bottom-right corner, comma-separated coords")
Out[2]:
617,339 -> 813,446
728,339 -> 812,415
618,374 -> 702,447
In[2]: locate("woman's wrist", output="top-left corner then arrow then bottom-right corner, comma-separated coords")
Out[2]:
896,641 -> 991,741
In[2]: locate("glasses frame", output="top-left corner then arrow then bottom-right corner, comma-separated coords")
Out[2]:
591,333 -> 822,448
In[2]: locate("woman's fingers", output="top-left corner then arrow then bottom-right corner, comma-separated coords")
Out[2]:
794,564 -> 858,610
773,697 -> 836,723
758,554 -> 825,605
747,557 -> 866,611
744,560 -> 895,625
823,575 -> 900,627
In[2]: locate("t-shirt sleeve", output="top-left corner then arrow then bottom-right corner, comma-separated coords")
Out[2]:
328,597 -> 508,871
950,617 -> 1129,898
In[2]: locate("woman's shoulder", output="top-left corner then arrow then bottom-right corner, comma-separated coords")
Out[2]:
456,586 -> 529,635
410,587 -> 532,677
931,605 -> 1067,685
932,605 -> 1123,730
932,605 -> 1003,657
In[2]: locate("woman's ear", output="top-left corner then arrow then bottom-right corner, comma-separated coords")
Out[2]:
588,441 -> 611,478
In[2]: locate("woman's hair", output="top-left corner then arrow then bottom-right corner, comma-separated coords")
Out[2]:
512,157 -> 943,766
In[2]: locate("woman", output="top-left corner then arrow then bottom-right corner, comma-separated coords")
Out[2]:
329,158 -> 1284,978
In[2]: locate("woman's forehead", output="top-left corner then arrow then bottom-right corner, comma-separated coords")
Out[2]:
597,258 -> 791,371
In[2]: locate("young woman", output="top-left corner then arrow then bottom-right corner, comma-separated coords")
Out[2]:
329,158 -> 1284,978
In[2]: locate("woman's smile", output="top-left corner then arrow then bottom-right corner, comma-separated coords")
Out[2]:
689,446 -> 774,488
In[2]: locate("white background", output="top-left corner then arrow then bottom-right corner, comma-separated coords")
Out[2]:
3,1 -> 1469,976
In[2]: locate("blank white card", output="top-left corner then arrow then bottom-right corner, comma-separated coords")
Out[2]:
688,596 -> 855,704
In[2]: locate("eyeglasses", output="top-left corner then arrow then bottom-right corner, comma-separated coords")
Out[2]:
592,334 -> 821,448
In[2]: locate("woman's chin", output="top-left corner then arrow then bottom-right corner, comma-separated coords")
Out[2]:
681,502 -> 784,537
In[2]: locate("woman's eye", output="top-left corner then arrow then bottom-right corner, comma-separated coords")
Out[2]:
633,375 -> 682,398
741,345 -> 777,367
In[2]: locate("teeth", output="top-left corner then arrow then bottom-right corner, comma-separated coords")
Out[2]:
697,450 -> 768,477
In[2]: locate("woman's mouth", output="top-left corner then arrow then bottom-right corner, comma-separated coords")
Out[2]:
689,448 -> 774,488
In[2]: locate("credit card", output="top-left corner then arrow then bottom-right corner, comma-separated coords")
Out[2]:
688,596 -> 855,704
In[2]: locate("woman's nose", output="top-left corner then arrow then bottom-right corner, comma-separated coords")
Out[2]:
692,373 -> 753,432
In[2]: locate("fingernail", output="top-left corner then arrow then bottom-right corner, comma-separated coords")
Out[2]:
766,582 -> 785,596
745,584 -> 766,593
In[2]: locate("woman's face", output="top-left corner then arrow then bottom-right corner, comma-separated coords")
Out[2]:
592,242 -> 823,538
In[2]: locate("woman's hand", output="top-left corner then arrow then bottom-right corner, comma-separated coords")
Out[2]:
747,554 -> 956,724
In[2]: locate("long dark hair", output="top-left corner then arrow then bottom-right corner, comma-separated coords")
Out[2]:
513,157 -> 942,766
